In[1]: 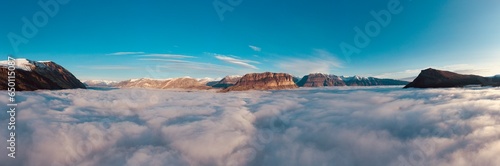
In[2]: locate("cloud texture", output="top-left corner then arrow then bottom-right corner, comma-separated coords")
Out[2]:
1,87 -> 499,166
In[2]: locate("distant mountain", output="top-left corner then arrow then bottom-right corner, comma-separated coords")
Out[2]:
0,58 -> 86,91
115,77 -> 212,90
404,68 -> 500,88
292,76 -> 301,84
221,72 -> 298,92
296,73 -> 408,87
297,73 -> 345,87
211,75 -> 242,88
341,76 -> 409,86
83,80 -> 118,87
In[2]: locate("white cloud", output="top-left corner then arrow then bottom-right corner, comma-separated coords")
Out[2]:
213,54 -> 260,69
138,56 -> 254,77
107,52 -> 145,56
277,49 -> 343,76
249,45 -> 262,52
139,54 -> 195,59
1,87 -> 500,165
138,58 -> 190,63
107,52 -> 195,59
80,65 -> 138,70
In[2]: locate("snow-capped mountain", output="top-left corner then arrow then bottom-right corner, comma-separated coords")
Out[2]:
0,58 -> 50,71
345,76 -> 409,86
340,75 -> 367,81
297,73 -> 345,87
297,73 -> 408,87
0,58 -> 86,91
211,75 -> 242,88
115,77 -> 213,89
82,80 -> 118,87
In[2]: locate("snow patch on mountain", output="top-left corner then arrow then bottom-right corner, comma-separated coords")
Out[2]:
0,58 -> 51,71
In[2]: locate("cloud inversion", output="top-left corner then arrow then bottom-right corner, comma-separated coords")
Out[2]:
1,87 -> 499,166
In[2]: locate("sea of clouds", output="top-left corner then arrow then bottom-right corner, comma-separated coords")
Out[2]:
1,86 -> 499,166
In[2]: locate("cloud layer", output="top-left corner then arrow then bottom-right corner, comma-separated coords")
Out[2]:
1,87 -> 499,166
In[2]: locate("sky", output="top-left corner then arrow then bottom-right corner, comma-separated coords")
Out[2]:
1,0 -> 500,81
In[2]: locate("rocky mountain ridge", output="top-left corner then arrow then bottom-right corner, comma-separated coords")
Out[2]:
297,73 -> 346,87
221,72 -> 298,92
404,68 -> 500,88
0,58 -> 86,91
297,73 -> 408,87
211,75 -> 242,88
114,77 -> 213,90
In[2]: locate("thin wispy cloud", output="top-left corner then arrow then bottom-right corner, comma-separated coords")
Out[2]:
277,49 -> 342,76
213,54 -> 260,69
138,56 -> 252,76
138,58 -> 190,63
80,65 -> 138,70
157,64 -> 239,75
107,52 -> 145,56
249,45 -> 261,52
155,60 -> 256,76
139,54 -> 195,59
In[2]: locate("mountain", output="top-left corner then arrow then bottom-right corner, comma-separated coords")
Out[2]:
83,80 -> 118,87
221,72 -> 298,92
0,58 -> 86,91
296,74 -> 408,87
297,73 -> 346,87
115,77 -> 212,90
341,76 -> 409,86
404,68 -> 500,88
292,76 -> 301,84
211,75 -> 242,88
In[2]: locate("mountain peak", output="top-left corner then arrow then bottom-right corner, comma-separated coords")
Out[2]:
221,72 -> 297,92
405,68 -> 500,88
0,58 -> 60,72
0,58 -> 86,91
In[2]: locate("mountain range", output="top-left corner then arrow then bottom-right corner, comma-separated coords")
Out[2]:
85,73 -> 408,91
2,58 -> 499,91
296,73 -> 409,87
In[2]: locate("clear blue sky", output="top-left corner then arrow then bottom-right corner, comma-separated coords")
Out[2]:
1,0 -> 499,81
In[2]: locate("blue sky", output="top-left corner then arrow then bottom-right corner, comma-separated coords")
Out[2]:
1,0 -> 499,81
